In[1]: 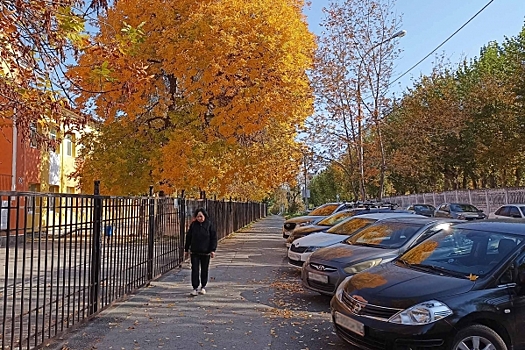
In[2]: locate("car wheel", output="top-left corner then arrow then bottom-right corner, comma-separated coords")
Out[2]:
451,324 -> 507,350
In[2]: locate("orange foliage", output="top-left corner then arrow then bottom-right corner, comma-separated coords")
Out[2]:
68,0 -> 316,198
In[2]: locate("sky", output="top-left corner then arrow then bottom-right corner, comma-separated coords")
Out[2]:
303,0 -> 525,96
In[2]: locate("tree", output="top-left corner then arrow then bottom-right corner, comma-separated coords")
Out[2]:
68,0 -> 316,199
307,0 -> 402,200
0,0 -> 105,139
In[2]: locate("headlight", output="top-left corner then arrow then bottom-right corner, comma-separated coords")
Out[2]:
335,276 -> 353,300
388,300 -> 452,325
305,246 -> 321,253
343,259 -> 382,274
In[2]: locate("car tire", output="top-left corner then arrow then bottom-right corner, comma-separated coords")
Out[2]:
451,324 -> 507,350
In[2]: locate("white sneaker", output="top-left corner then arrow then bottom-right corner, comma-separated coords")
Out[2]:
190,289 -> 198,296
199,287 -> 206,295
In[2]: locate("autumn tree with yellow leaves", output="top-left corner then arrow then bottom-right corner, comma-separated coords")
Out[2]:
0,0 -> 108,140
68,0 -> 315,199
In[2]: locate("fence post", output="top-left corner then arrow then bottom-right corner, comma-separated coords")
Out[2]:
179,191 -> 186,266
89,181 -> 102,315
485,190 -> 490,214
147,186 -> 155,280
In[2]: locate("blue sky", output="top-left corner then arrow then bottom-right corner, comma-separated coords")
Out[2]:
304,0 -> 525,96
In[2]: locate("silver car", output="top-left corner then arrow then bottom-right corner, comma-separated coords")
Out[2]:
288,212 -> 424,268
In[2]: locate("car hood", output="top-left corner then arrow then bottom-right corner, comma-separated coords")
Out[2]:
284,216 -> 326,224
344,263 -> 474,308
293,224 -> 329,235
293,232 -> 347,248
311,243 -> 397,265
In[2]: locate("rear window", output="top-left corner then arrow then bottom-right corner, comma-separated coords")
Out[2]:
309,204 -> 339,216
451,204 -> 478,212
327,218 -> 376,236
346,222 -> 425,248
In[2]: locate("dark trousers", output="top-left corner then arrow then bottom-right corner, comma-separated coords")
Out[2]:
190,253 -> 211,290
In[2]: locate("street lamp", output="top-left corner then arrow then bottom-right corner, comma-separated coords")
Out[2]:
356,29 -> 406,201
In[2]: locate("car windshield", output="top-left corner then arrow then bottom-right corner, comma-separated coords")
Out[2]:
520,207 -> 525,216
309,204 -> 340,216
345,222 -> 425,248
398,227 -> 523,279
326,217 -> 376,235
414,204 -> 435,211
450,204 -> 479,212
318,211 -> 356,226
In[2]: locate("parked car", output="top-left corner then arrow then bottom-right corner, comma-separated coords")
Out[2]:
301,217 -> 459,296
405,203 -> 436,217
490,204 -> 525,219
286,207 -> 413,246
434,202 -> 486,220
331,219 -> 525,350
288,212 -> 424,268
282,202 -> 352,239
285,208 -> 359,247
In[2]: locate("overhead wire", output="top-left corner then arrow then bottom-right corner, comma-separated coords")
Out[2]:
388,0 -> 495,88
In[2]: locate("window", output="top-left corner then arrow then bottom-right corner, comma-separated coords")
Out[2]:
495,206 -> 509,216
64,134 -> 75,157
509,207 -> 521,218
49,129 -> 58,153
30,123 -> 38,148
48,185 -> 59,208
26,183 -> 41,212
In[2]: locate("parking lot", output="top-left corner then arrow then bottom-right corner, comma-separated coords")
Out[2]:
47,215 -> 350,350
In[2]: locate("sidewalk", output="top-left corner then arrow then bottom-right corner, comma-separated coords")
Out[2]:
48,215 -> 348,350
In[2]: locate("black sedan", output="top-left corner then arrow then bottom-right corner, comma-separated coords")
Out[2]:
330,220 -> 525,350
301,217 -> 459,296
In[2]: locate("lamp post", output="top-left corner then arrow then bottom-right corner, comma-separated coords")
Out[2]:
356,29 -> 406,201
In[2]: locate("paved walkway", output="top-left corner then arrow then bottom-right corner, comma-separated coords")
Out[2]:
48,215 -> 348,350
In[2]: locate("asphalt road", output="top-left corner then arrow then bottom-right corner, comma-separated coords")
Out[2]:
46,215 -> 350,350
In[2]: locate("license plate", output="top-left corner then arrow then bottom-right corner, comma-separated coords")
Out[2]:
308,272 -> 328,284
334,312 -> 365,336
288,252 -> 301,261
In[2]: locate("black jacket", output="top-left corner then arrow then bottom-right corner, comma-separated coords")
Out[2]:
184,220 -> 217,254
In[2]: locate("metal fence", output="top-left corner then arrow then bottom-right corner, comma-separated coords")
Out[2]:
384,187 -> 525,214
0,184 -> 266,349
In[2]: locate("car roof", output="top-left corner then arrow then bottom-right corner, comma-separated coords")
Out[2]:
376,217 -> 460,225
351,212 -> 423,220
442,202 -> 476,205
453,219 -> 525,235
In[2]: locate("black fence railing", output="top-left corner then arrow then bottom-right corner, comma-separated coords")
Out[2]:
0,186 -> 266,349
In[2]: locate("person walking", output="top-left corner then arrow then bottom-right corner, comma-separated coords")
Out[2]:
184,208 -> 217,296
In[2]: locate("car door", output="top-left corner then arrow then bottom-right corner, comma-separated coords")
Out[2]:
435,204 -> 450,218
509,250 -> 525,348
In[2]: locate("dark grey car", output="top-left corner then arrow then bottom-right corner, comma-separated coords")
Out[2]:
434,203 -> 486,220
301,217 -> 460,296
